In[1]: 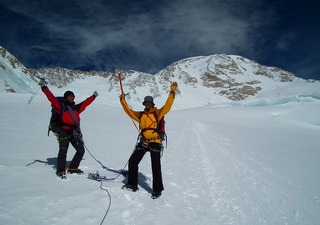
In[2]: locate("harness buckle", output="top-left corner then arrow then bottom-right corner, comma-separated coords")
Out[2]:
142,141 -> 149,148
73,129 -> 83,139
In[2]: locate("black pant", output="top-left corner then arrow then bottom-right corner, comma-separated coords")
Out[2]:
57,129 -> 85,172
126,142 -> 164,192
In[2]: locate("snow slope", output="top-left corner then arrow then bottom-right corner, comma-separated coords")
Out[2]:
0,82 -> 320,224
0,47 -> 37,94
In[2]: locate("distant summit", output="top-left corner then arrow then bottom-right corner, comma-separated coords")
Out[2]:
1,45 -> 317,108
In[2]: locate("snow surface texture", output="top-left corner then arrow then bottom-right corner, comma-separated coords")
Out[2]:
1,79 -> 320,225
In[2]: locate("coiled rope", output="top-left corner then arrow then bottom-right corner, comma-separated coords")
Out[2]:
83,141 -> 136,225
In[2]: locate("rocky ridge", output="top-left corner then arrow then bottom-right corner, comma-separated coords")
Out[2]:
0,46 -> 299,102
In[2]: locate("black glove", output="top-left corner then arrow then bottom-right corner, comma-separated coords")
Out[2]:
93,91 -> 98,97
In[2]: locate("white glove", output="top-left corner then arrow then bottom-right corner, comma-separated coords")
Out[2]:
38,79 -> 47,88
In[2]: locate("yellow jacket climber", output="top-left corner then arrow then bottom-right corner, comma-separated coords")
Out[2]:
120,82 -> 178,199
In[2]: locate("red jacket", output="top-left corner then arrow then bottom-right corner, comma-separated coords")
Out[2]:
42,86 -> 96,128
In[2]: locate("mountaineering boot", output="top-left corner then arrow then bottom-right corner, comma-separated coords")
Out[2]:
151,191 -> 162,199
67,168 -> 84,174
122,184 -> 139,192
56,170 -> 66,179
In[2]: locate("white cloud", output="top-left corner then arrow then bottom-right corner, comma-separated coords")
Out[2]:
2,0 -> 279,72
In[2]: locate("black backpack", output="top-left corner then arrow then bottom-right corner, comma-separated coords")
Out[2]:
48,96 -> 65,136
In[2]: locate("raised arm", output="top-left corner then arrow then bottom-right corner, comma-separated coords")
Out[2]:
157,82 -> 178,120
77,91 -> 98,113
42,86 -> 62,114
120,94 -> 140,122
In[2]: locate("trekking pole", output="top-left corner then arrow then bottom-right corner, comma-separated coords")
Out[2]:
27,76 -> 47,105
27,86 -> 40,105
117,70 -> 139,132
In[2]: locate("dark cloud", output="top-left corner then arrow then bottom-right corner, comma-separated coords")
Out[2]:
0,0 -> 319,79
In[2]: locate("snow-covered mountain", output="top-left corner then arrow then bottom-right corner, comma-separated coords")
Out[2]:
1,45 -> 319,109
1,46 -> 320,224
0,47 -> 38,94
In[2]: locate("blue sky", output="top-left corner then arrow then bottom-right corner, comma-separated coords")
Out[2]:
0,0 -> 319,80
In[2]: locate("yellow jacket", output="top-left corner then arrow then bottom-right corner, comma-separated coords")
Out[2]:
120,91 -> 175,144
